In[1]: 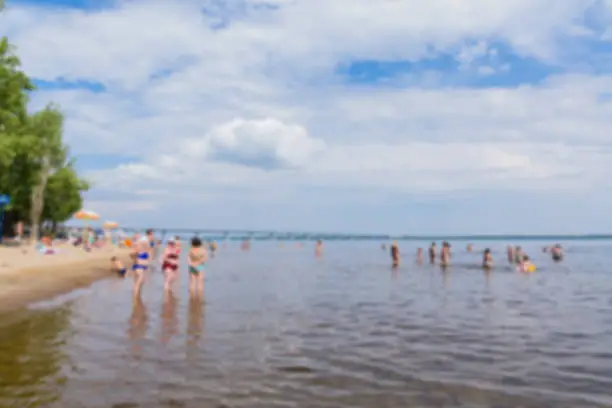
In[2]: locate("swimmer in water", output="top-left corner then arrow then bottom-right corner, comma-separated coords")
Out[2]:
518,255 -> 536,273
315,240 -> 323,257
381,243 -> 387,251
188,237 -> 207,297
429,242 -> 437,264
467,244 -> 473,252
482,248 -> 493,269
507,245 -> 514,264
416,248 -> 423,264
110,256 -> 127,278
551,244 -> 563,262
390,242 -> 400,268
514,246 -> 524,264
440,241 -> 451,267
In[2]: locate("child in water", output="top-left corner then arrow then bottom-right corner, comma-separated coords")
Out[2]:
110,256 -> 127,278
518,255 -> 536,273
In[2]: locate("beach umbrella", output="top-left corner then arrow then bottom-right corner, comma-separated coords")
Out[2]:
104,221 -> 119,229
74,209 -> 100,221
0,195 -> 10,245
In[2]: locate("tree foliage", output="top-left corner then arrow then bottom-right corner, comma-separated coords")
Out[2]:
0,35 -> 89,236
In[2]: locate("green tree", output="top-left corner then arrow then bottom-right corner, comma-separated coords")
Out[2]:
0,36 -> 88,238
43,162 -> 91,231
25,105 -> 68,241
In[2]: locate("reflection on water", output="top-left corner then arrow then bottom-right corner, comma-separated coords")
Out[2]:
0,241 -> 612,407
0,305 -> 72,407
186,295 -> 205,347
128,297 -> 148,357
160,291 -> 178,344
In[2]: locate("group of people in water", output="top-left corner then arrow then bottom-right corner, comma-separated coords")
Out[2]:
110,231 -> 566,299
111,230 -> 217,298
387,241 -> 564,272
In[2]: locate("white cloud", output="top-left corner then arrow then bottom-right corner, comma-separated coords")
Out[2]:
3,0 -> 612,231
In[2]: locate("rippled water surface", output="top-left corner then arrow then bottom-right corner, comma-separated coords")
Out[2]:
1,241 -> 612,407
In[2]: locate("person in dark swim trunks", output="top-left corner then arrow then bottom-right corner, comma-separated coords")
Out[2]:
188,237 -> 208,297
551,244 -> 563,262
429,242 -> 437,264
110,256 -> 127,277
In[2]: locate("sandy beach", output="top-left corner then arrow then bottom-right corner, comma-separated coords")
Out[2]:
0,244 -> 132,313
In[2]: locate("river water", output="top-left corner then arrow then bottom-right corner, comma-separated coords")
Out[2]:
0,240 -> 611,408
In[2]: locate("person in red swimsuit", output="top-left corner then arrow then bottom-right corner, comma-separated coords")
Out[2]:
161,238 -> 181,292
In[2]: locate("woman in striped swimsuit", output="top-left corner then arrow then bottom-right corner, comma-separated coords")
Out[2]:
161,238 -> 181,292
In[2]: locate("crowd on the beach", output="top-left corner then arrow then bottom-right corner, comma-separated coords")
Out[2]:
387,241 -> 564,272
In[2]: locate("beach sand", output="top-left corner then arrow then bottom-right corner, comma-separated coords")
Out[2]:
0,244 -> 132,313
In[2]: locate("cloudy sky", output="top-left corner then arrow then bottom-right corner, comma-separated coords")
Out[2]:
2,0 -> 612,234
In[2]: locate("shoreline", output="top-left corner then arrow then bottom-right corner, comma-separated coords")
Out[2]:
0,245 -> 132,313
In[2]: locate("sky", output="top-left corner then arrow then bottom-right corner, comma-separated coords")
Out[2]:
2,0 -> 612,235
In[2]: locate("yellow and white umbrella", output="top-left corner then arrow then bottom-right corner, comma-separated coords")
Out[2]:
104,220 -> 119,229
74,209 -> 100,221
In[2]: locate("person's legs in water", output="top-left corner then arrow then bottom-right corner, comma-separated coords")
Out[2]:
163,267 -> 177,292
133,265 -> 145,298
196,266 -> 205,297
188,266 -> 198,295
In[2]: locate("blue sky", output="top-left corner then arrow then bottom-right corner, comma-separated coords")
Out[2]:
4,0 -> 612,234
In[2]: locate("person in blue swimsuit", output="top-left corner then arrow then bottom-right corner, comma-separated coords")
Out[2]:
132,237 -> 150,297
188,237 -> 208,297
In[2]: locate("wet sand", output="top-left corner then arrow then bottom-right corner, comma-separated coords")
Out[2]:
0,245 -> 131,313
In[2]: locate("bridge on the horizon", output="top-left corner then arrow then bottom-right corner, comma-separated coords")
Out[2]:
68,226 -> 612,242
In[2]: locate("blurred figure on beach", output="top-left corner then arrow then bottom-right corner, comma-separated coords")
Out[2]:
507,246 -> 514,263
429,242 -> 437,264
466,244 -> 473,252
188,237 -> 207,297
110,256 -> 126,278
416,248 -> 423,264
390,241 -> 400,268
315,240 -> 323,258
381,243 -> 387,251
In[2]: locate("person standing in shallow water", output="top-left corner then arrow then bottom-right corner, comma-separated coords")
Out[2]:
315,240 -> 323,258
551,244 -> 563,262
429,242 -> 437,264
482,248 -> 493,269
188,237 -> 207,297
390,242 -> 400,268
416,248 -> 423,264
161,238 -> 181,293
132,237 -> 150,298
440,242 -> 451,267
